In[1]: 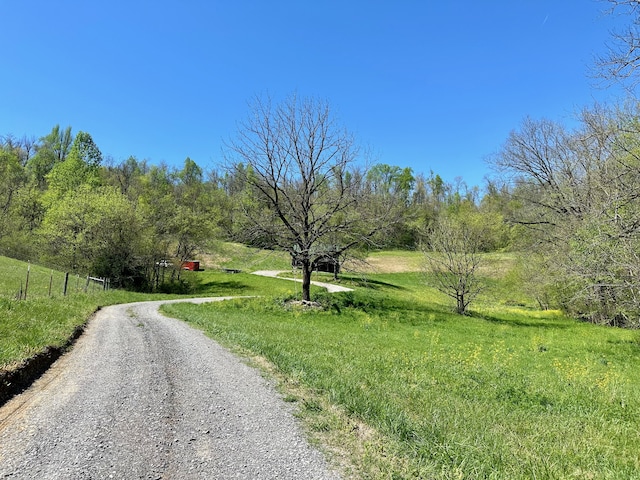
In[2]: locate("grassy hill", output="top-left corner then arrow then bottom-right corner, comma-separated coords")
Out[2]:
161,250 -> 640,479
3,248 -> 639,478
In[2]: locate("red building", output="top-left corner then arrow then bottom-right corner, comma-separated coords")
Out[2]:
182,261 -> 200,271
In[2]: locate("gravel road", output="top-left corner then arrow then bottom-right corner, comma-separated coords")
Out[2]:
250,271 -> 353,293
0,298 -> 340,479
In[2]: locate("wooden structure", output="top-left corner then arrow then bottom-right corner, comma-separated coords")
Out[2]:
182,261 -> 200,271
292,254 -> 340,274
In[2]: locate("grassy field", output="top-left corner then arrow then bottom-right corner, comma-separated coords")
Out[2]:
0,254 -> 303,369
202,240 -> 292,271
3,250 -> 640,478
162,261 -> 640,479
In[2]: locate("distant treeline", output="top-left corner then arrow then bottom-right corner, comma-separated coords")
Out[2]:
4,99 -> 640,328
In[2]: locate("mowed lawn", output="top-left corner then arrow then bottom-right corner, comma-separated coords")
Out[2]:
163,264 -> 640,479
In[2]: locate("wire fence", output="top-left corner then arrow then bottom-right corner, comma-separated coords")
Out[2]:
3,262 -> 111,301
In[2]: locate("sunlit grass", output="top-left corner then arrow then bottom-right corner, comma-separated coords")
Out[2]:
187,269 -> 309,298
0,256 -> 297,369
203,241 -> 292,271
163,271 -> 640,479
0,256 -> 74,299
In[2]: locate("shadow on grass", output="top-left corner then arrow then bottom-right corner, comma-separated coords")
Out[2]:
334,275 -> 407,291
193,280 -> 249,294
472,311 -> 572,329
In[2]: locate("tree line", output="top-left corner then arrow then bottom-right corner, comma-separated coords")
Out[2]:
2,0 -> 640,323
4,94 -> 640,325
0,108 -> 512,297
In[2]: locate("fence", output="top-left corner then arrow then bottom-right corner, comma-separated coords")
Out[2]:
9,262 -> 111,301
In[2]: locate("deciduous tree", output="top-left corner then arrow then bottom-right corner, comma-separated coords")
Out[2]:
39,185 -> 143,286
423,216 -> 484,315
26,125 -> 73,188
493,104 -> 640,326
595,0 -> 640,87
226,94 -> 397,301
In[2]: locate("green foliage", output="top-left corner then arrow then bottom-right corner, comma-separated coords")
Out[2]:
69,131 -> 102,168
39,185 -> 144,285
366,163 -> 415,204
43,131 -> 102,203
0,146 -> 28,239
26,125 -> 73,188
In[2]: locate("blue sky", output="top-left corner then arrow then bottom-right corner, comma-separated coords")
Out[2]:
0,1 -> 627,188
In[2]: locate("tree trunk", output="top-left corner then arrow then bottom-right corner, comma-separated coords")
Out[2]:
301,259 -> 312,302
456,292 -> 465,315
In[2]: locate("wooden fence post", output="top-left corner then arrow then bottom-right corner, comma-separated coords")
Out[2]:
63,272 -> 69,296
24,262 -> 30,300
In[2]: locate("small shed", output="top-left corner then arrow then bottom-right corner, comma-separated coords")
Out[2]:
182,261 -> 200,271
313,255 -> 340,274
291,254 -> 340,274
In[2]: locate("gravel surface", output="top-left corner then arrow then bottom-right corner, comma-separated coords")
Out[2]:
0,298 -> 341,479
251,271 -> 353,293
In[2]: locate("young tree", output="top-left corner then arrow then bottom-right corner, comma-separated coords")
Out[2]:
226,94 -> 397,301
45,131 -> 103,203
423,216 -> 484,315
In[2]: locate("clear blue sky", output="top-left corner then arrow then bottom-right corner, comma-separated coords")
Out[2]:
0,1 -> 627,188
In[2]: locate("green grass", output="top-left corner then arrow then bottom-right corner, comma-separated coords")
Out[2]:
4,249 -> 640,478
162,270 -> 640,479
0,256 -> 297,369
187,269 -> 313,298
205,240 -> 292,271
0,256 -> 73,299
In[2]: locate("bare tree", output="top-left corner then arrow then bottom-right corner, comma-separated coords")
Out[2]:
423,217 -> 484,315
493,104 -> 640,326
226,94 -> 396,302
595,0 -> 640,88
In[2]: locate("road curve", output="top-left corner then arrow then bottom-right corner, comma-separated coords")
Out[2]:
0,298 -> 340,479
251,271 -> 353,293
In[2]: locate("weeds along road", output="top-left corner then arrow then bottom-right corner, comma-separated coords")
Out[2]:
0,298 -> 340,479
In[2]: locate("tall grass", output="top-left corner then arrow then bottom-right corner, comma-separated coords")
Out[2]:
163,272 -> 640,479
0,257 -> 72,299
